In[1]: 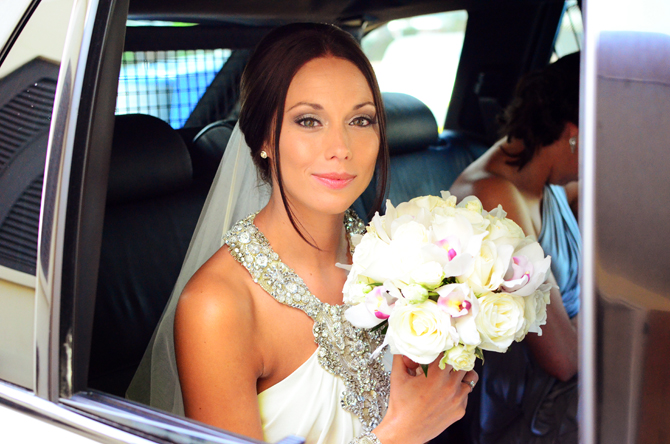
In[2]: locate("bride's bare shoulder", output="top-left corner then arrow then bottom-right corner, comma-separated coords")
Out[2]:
175,246 -> 257,345
174,245 -> 264,422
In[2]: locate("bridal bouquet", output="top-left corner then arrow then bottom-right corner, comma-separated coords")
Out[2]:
341,192 -> 552,372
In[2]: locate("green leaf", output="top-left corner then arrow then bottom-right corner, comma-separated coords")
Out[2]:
421,364 -> 429,377
371,320 -> 388,332
475,347 -> 485,364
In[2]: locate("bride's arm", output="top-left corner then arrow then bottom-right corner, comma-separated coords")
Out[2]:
174,254 -> 265,440
467,177 -> 578,381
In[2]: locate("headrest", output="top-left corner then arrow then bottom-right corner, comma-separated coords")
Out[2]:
383,92 -> 438,155
191,119 -> 236,182
107,114 -> 192,204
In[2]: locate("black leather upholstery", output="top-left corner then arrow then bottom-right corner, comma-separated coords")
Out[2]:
90,114 -> 205,396
353,93 -> 489,220
107,114 -> 193,204
384,92 -> 439,155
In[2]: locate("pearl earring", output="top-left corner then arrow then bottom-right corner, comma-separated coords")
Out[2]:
569,137 -> 577,154
260,150 -> 268,159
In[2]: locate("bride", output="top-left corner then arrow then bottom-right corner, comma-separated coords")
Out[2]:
128,23 -> 477,444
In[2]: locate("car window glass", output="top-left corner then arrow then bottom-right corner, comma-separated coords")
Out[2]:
552,0 -> 583,60
362,10 -> 468,132
0,0 -> 74,389
115,33 -> 232,129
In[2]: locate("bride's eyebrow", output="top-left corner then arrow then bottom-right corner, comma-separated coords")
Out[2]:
285,101 -> 375,112
286,102 -> 323,112
353,101 -> 375,110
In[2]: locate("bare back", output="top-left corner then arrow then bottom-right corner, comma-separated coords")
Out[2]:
449,142 -> 579,381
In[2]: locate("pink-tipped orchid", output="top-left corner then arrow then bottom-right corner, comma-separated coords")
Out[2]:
367,286 -> 394,319
344,285 -> 396,328
428,213 -> 488,278
435,236 -> 460,262
502,239 -> 552,296
437,283 -> 472,318
503,255 -> 534,291
436,283 -> 481,346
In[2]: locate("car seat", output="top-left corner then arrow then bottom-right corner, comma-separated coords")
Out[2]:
89,114 -> 205,396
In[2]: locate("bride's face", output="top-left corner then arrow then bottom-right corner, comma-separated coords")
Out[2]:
271,56 -> 379,215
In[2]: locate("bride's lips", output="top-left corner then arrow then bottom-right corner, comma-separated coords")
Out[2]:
313,172 -> 356,190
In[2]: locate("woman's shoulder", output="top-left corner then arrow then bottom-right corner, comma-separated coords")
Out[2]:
176,246 -> 256,336
452,169 -> 523,210
451,166 -> 538,237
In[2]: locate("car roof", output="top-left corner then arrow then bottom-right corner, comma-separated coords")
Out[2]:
126,0 -> 558,24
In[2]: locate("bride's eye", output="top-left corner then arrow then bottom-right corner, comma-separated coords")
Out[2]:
350,115 -> 376,127
295,116 -> 321,128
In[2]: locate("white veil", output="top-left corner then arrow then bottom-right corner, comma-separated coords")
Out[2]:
126,123 -> 271,413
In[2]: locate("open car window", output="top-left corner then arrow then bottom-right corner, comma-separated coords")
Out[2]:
116,46 -> 232,128
362,10 -> 468,133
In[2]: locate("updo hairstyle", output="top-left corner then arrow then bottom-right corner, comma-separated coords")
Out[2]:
498,52 -> 580,170
238,23 -> 389,239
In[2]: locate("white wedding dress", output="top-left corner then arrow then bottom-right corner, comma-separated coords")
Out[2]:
127,124 -> 390,443
224,212 -> 390,443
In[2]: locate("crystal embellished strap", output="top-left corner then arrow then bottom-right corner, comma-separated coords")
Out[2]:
223,210 -> 391,432
349,431 -> 383,444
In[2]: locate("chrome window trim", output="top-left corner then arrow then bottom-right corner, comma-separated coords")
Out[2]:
578,0 -> 596,438
0,380 -> 154,443
0,0 -> 38,65
34,0 -> 99,401
62,392 -> 273,444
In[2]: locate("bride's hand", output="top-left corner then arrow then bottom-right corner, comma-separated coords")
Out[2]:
372,354 -> 478,444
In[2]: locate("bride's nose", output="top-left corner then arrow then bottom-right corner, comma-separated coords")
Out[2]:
324,125 -> 352,160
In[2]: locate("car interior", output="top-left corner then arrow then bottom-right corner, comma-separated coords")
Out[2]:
0,0 -> 583,441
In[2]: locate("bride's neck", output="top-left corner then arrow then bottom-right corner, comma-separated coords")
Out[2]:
254,196 -> 350,268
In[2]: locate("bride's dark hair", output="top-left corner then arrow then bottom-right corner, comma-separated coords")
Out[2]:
238,22 -> 389,245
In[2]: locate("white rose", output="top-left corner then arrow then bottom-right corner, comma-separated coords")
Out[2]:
401,283 -> 429,303
485,210 -> 526,243
346,282 -> 372,304
462,240 -> 514,295
475,292 -> 525,352
440,190 -> 458,207
392,220 -> 429,245
368,212 -> 391,243
352,233 -> 400,283
523,283 -> 551,337
439,344 -> 477,371
393,199 -> 422,218
409,261 -> 445,289
342,264 -> 363,304
457,195 -> 484,214
393,195 -> 451,221
385,300 -> 457,364
411,195 -> 455,212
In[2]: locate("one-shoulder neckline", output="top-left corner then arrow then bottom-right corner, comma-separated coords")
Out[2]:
257,347 -> 320,397
223,209 -> 390,432
223,210 -> 366,316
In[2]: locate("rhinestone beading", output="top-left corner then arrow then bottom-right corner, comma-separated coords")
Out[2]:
223,210 -> 389,431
